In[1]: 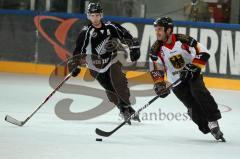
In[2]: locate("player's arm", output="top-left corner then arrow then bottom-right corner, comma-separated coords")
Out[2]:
191,42 -> 210,69
73,28 -> 89,57
110,22 -> 133,43
111,22 -> 140,62
68,28 -> 88,77
176,34 -> 210,81
149,41 -> 165,83
149,41 -> 170,98
176,34 -> 210,68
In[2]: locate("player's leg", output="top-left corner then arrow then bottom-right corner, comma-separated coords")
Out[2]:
89,68 -> 119,105
109,62 -> 140,123
189,75 -> 224,140
88,64 -> 140,124
172,82 -> 210,134
189,75 -> 221,121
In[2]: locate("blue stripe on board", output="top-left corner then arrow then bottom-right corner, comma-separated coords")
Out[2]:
0,9 -> 240,29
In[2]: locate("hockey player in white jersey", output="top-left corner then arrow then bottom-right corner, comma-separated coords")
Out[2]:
149,17 -> 225,141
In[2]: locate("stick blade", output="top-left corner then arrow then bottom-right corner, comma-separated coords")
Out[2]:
95,128 -> 112,137
220,136 -> 226,142
5,115 -> 24,126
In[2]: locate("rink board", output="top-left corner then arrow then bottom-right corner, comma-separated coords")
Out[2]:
0,9 -> 240,89
0,60 -> 240,90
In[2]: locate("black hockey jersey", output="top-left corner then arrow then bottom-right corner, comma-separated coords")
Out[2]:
73,21 -> 134,73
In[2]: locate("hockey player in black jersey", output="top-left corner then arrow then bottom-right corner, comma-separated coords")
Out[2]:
149,17 -> 225,141
68,3 -> 140,124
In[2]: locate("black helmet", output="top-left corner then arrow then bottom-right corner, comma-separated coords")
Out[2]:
87,3 -> 103,14
153,17 -> 173,32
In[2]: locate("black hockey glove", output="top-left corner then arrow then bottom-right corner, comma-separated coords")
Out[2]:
129,38 -> 140,62
67,57 -> 81,77
180,63 -> 201,81
154,81 -> 170,98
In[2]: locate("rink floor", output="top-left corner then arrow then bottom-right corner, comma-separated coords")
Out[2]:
0,73 -> 240,159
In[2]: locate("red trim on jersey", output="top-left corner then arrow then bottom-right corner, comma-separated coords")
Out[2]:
192,58 -> 206,65
163,34 -> 176,50
181,43 -> 191,54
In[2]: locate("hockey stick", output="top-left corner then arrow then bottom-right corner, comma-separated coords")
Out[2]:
95,78 -> 181,137
5,71 -> 73,126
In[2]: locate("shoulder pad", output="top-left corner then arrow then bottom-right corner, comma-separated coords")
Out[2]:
151,40 -> 162,53
105,21 -> 112,25
81,26 -> 89,31
176,34 -> 197,47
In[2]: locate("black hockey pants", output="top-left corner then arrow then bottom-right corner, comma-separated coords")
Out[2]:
172,75 -> 221,134
89,61 -> 131,110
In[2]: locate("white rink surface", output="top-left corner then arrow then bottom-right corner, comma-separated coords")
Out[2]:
0,73 -> 240,159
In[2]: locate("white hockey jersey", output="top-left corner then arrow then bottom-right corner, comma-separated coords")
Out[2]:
149,34 -> 210,84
